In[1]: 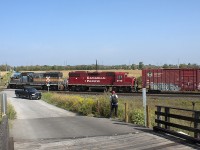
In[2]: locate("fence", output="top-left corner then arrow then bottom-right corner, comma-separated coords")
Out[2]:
153,105 -> 200,144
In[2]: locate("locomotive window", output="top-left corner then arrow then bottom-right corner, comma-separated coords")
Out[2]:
106,72 -> 115,77
34,74 -> 43,78
88,73 -> 99,76
69,73 -> 80,77
118,75 -> 123,80
44,72 -> 62,78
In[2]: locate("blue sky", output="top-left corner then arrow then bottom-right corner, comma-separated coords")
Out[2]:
0,0 -> 200,66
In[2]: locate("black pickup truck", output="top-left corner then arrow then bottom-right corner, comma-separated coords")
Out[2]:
15,87 -> 42,100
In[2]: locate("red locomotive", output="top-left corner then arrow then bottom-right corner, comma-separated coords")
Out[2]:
142,69 -> 200,92
68,71 -> 136,92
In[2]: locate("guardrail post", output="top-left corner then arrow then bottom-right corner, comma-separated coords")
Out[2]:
1,93 -> 7,116
194,111 -> 200,138
142,88 -> 147,126
165,107 -> 170,130
9,137 -> 14,150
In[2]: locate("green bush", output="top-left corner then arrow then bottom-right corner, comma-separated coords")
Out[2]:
7,103 -> 16,120
95,95 -> 110,117
129,109 -> 144,125
0,102 -> 16,124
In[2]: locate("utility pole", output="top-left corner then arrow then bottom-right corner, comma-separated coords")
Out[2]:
178,59 -> 180,68
0,70 -> 1,85
96,59 -> 98,71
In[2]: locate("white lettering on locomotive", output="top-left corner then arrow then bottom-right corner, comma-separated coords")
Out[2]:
87,80 -> 100,83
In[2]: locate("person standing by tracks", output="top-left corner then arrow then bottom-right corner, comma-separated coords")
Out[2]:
109,91 -> 118,118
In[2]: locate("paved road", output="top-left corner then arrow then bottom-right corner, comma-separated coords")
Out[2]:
3,89 -> 199,149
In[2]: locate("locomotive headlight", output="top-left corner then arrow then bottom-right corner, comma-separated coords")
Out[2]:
32,94 -> 35,96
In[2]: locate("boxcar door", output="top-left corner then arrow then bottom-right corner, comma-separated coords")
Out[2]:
180,69 -> 196,91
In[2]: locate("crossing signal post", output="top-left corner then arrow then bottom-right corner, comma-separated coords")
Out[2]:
143,88 -> 147,127
46,76 -> 50,92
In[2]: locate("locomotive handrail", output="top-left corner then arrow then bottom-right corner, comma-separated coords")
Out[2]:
153,105 -> 200,144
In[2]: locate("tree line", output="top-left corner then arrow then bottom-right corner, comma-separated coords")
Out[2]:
0,62 -> 200,72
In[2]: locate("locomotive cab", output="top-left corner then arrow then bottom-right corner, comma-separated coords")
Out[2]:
113,72 -> 136,92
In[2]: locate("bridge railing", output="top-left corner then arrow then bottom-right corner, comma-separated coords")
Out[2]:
153,105 -> 200,143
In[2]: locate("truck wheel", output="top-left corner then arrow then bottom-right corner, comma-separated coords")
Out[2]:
16,94 -> 19,98
29,95 -> 32,100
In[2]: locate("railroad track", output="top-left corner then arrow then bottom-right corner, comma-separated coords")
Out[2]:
48,91 -> 200,98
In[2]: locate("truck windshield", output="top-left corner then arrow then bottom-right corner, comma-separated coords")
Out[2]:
28,88 -> 37,92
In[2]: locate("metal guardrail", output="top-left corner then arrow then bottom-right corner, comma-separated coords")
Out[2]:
153,105 -> 200,144
0,93 -> 7,117
0,93 -> 12,150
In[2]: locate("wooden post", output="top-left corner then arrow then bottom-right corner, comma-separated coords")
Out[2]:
164,107 -> 170,130
194,111 -> 200,138
97,100 -> 99,114
125,103 -> 128,122
146,105 -> 150,128
157,106 -> 161,127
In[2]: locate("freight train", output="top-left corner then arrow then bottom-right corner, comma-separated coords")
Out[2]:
8,68 -> 200,93
8,71 -> 137,92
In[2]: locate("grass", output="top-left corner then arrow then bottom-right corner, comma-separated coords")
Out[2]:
42,92 -> 200,135
7,102 -> 17,120
0,71 -> 8,77
0,102 -> 16,123
0,71 -> 12,88
0,71 -> 16,122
